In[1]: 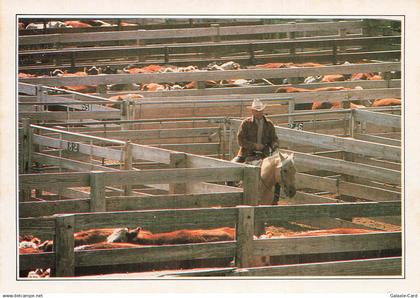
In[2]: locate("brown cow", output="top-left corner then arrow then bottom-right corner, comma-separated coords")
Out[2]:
27,228 -> 119,253
63,21 -> 92,28
108,227 -> 235,245
371,98 -> 401,107
350,72 -> 383,81
74,242 -> 143,251
321,74 -> 346,82
123,64 -> 164,74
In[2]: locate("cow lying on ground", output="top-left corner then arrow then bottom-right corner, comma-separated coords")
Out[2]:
371,98 -> 401,107
107,227 -> 235,245
63,21 -> 92,28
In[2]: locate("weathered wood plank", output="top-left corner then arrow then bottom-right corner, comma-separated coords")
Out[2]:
84,127 -> 219,141
20,172 -> 90,188
19,198 -> 90,218
19,253 -> 55,271
100,167 -> 244,186
132,89 -> 400,107
354,109 -> 401,128
296,172 -> 400,201
253,232 -> 401,256
131,143 -> 172,164
54,215 -> 75,277
353,133 -> 401,147
155,143 -> 220,155
20,63 -> 401,86
19,111 -> 120,121
74,207 -> 238,232
187,153 -> 246,168
75,242 -> 235,267
32,134 -> 123,161
352,155 -> 401,171
232,257 -> 402,276
33,152 -> 119,172
18,83 -> 38,95
296,173 -> 337,193
293,151 -> 400,185
292,191 -> 340,204
21,21 -> 365,44
339,180 -> 400,201
255,201 -> 401,223
186,182 -> 242,194
106,192 -> 242,211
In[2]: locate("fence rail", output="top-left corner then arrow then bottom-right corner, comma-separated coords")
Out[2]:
19,21 -> 366,45
19,62 -> 401,86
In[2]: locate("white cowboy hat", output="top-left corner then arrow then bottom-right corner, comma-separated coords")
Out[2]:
250,98 -> 266,111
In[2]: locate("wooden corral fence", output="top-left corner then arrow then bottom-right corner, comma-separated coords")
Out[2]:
18,120 -> 256,209
18,200 -> 401,277
19,20 -> 400,70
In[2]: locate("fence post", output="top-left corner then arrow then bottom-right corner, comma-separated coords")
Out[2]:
21,119 -> 32,201
22,118 -> 32,174
287,22 -> 296,57
169,152 -> 187,194
121,100 -> 129,130
197,81 -> 206,90
54,215 -> 75,277
211,23 -> 221,43
338,22 -> 348,56
242,166 -> 260,206
123,141 -> 133,196
90,171 -> 106,212
288,99 -> 295,126
350,109 -> 356,138
235,206 -> 255,268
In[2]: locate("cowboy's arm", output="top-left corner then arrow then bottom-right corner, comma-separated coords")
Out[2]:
268,122 -> 280,150
237,121 -> 258,151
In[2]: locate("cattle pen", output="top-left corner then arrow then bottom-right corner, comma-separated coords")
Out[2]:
17,17 -> 402,278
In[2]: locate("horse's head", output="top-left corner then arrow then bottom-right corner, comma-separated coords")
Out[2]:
276,152 -> 296,198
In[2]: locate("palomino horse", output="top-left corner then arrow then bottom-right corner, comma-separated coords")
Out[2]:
251,150 -> 297,267
258,150 -> 296,206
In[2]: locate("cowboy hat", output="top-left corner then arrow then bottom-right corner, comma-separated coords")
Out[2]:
250,98 -> 266,111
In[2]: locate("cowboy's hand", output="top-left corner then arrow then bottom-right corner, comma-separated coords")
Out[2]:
255,143 -> 265,151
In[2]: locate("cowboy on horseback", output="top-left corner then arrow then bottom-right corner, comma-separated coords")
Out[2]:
231,98 -> 282,201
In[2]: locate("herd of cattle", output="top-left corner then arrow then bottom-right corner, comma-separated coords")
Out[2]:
19,226 -> 379,277
19,60 -> 401,110
19,20 -> 138,30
